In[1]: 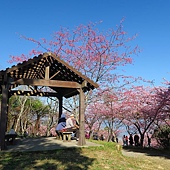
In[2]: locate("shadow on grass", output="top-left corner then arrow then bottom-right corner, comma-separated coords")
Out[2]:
122,145 -> 170,159
0,137 -> 96,170
0,148 -> 95,170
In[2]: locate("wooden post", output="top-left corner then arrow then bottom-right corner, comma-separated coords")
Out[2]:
0,84 -> 8,150
78,88 -> 86,146
58,95 -> 63,118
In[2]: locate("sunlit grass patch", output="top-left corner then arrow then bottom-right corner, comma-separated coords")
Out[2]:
0,140 -> 169,170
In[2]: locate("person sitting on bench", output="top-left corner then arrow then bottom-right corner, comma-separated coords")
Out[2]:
55,113 -> 66,140
65,114 -> 79,141
5,127 -> 17,145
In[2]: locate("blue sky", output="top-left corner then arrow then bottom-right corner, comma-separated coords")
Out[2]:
1,0 -> 170,86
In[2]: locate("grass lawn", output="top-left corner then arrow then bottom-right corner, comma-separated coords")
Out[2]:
0,140 -> 169,170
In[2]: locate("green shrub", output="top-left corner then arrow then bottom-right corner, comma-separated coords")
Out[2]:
153,125 -> 170,149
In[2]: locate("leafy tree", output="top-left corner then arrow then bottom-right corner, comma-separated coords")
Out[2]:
8,95 -> 28,134
153,125 -> 170,149
45,97 -> 59,136
30,97 -> 50,136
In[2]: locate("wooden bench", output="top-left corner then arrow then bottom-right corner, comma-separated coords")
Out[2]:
62,132 -> 73,142
5,134 -> 17,145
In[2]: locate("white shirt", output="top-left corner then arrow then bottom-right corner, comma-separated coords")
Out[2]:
65,117 -> 74,128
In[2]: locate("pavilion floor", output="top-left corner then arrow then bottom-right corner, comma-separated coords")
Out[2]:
2,137 -> 102,152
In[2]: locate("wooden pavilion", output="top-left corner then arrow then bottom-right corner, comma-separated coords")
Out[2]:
0,52 -> 98,150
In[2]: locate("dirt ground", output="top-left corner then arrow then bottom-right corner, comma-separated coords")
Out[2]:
2,137 -> 102,152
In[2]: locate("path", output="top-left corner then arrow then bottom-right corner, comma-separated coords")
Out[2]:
121,147 -> 170,158
2,137 -> 102,152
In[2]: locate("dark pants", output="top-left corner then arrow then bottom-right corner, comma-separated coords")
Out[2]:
56,130 -> 63,140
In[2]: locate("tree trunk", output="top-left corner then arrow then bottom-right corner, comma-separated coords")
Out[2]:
140,133 -> 145,147
34,114 -> 41,136
15,96 -> 28,132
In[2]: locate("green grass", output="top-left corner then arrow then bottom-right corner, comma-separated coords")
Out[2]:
0,141 -> 169,170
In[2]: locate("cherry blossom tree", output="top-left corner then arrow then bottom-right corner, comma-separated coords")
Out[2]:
8,19 -> 142,137
120,86 -> 170,146
9,19 -> 139,86
85,101 -> 103,137
84,87 -> 125,141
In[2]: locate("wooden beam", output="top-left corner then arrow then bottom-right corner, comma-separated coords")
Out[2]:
50,52 -> 99,88
11,78 -> 81,88
10,90 -> 61,98
81,80 -> 87,88
62,89 -> 79,98
50,70 -> 60,80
